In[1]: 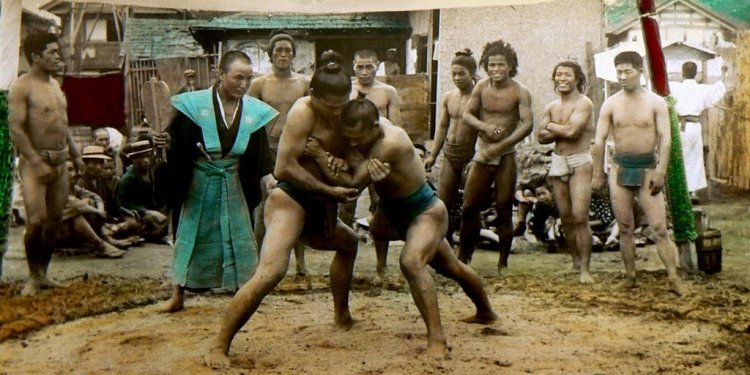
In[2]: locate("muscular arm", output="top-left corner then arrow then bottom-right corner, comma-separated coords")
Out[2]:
426,95 -> 451,166
308,146 -> 372,192
654,98 -> 671,176
481,86 -> 534,157
462,80 -> 491,134
591,101 -> 612,189
386,86 -> 402,126
247,78 -> 263,99
274,103 -> 337,197
537,103 -> 557,145
7,81 -> 40,163
545,99 -> 593,140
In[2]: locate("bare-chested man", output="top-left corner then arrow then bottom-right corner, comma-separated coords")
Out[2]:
537,61 -> 595,284
424,49 -> 479,243
306,96 -> 497,356
458,40 -> 533,272
346,49 -> 402,276
204,51 -> 360,369
248,30 -> 311,275
9,33 -> 84,295
591,51 -> 685,296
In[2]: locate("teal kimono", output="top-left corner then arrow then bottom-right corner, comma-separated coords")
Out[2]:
169,88 -> 278,291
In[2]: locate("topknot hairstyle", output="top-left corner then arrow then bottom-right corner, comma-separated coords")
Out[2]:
451,48 -> 479,81
310,50 -> 351,98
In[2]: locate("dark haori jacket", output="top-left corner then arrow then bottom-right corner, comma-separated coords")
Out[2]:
163,85 -> 277,214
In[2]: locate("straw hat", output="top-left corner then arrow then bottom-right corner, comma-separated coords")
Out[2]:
184,69 -> 196,78
81,145 -> 112,161
124,140 -> 153,159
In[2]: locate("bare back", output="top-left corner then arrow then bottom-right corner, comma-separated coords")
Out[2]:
9,73 -> 69,151
444,89 -> 478,145
248,72 -> 310,144
277,97 -> 349,183
547,95 -> 594,155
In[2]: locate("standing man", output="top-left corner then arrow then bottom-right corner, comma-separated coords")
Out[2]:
305,97 -> 497,356
380,48 -> 401,76
348,49 -> 403,270
248,30 -> 311,275
177,69 -> 199,94
8,33 -> 84,295
458,39 -> 533,272
591,51 -> 685,296
157,50 -> 278,312
351,49 -> 401,126
424,49 -> 478,244
204,51 -> 360,369
537,61 -> 595,284
668,61 -> 727,200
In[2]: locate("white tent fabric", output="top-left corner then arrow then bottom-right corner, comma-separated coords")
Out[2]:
594,41 -> 647,83
54,0 -> 551,13
0,0 -> 22,90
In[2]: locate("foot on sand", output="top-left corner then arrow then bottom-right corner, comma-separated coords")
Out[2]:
157,296 -> 184,313
669,278 -> 687,297
424,342 -> 452,358
579,271 -> 595,284
460,311 -> 498,325
334,314 -> 355,331
204,348 -> 231,369
616,277 -> 638,291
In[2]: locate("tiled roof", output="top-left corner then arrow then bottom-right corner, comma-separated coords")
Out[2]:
121,18 -> 205,59
606,0 -> 750,33
191,13 -> 411,31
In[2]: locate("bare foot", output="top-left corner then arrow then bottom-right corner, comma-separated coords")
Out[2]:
497,264 -> 508,276
295,266 -> 308,276
334,314 -> 355,331
204,348 -> 231,369
424,342 -> 451,358
669,278 -> 687,297
41,276 -> 68,289
579,271 -> 595,284
157,297 -> 184,313
616,277 -> 638,291
20,280 -> 42,296
460,311 -> 498,325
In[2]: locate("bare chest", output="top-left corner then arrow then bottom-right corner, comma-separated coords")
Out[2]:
480,87 -> 519,116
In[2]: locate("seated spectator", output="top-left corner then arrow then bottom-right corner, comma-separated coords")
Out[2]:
60,161 -> 125,258
93,127 -> 125,177
590,186 -> 619,251
528,183 -> 561,251
116,140 -> 169,243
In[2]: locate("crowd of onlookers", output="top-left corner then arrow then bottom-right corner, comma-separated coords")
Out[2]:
12,125 -> 169,258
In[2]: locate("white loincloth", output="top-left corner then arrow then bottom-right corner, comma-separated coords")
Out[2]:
548,152 -> 592,182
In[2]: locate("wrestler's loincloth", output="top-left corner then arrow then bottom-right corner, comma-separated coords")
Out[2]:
548,152 -> 592,182
612,153 -> 656,188
379,182 -> 438,233
277,180 -> 338,238
443,141 -> 475,164
38,146 -> 69,166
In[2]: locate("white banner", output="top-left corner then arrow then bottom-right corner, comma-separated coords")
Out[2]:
0,0 -> 21,91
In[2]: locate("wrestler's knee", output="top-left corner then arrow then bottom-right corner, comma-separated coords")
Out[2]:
399,255 -> 424,279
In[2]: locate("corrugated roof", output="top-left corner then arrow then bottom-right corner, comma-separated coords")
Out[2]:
192,13 -> 411,31
606,0 -> 750,33
121,18 -> 205,59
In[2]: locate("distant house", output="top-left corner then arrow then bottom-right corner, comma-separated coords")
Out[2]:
605,0 -> 749,78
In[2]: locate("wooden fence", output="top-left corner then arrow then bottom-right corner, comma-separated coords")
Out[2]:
709,31 -> 750,190
125,55 -> 217,138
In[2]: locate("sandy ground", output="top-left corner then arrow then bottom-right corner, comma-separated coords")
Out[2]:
1,187 -> 748,374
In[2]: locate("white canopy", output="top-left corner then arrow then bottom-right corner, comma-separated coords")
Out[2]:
41,0 -> 552,13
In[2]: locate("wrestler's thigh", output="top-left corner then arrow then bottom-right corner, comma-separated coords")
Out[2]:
261,189 -> 306,256
369,209 -> 400,241
402,203 -> 449,266
493,155 -> 517,206
462,163 -> 494,208
437,159 -> 463,203
637,169 -> 668,230
303,219 -> 358,254
18,161 -> 48,224
550,177 -> 572,218
568,164 -> 593,220
607,167 -> 636,229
